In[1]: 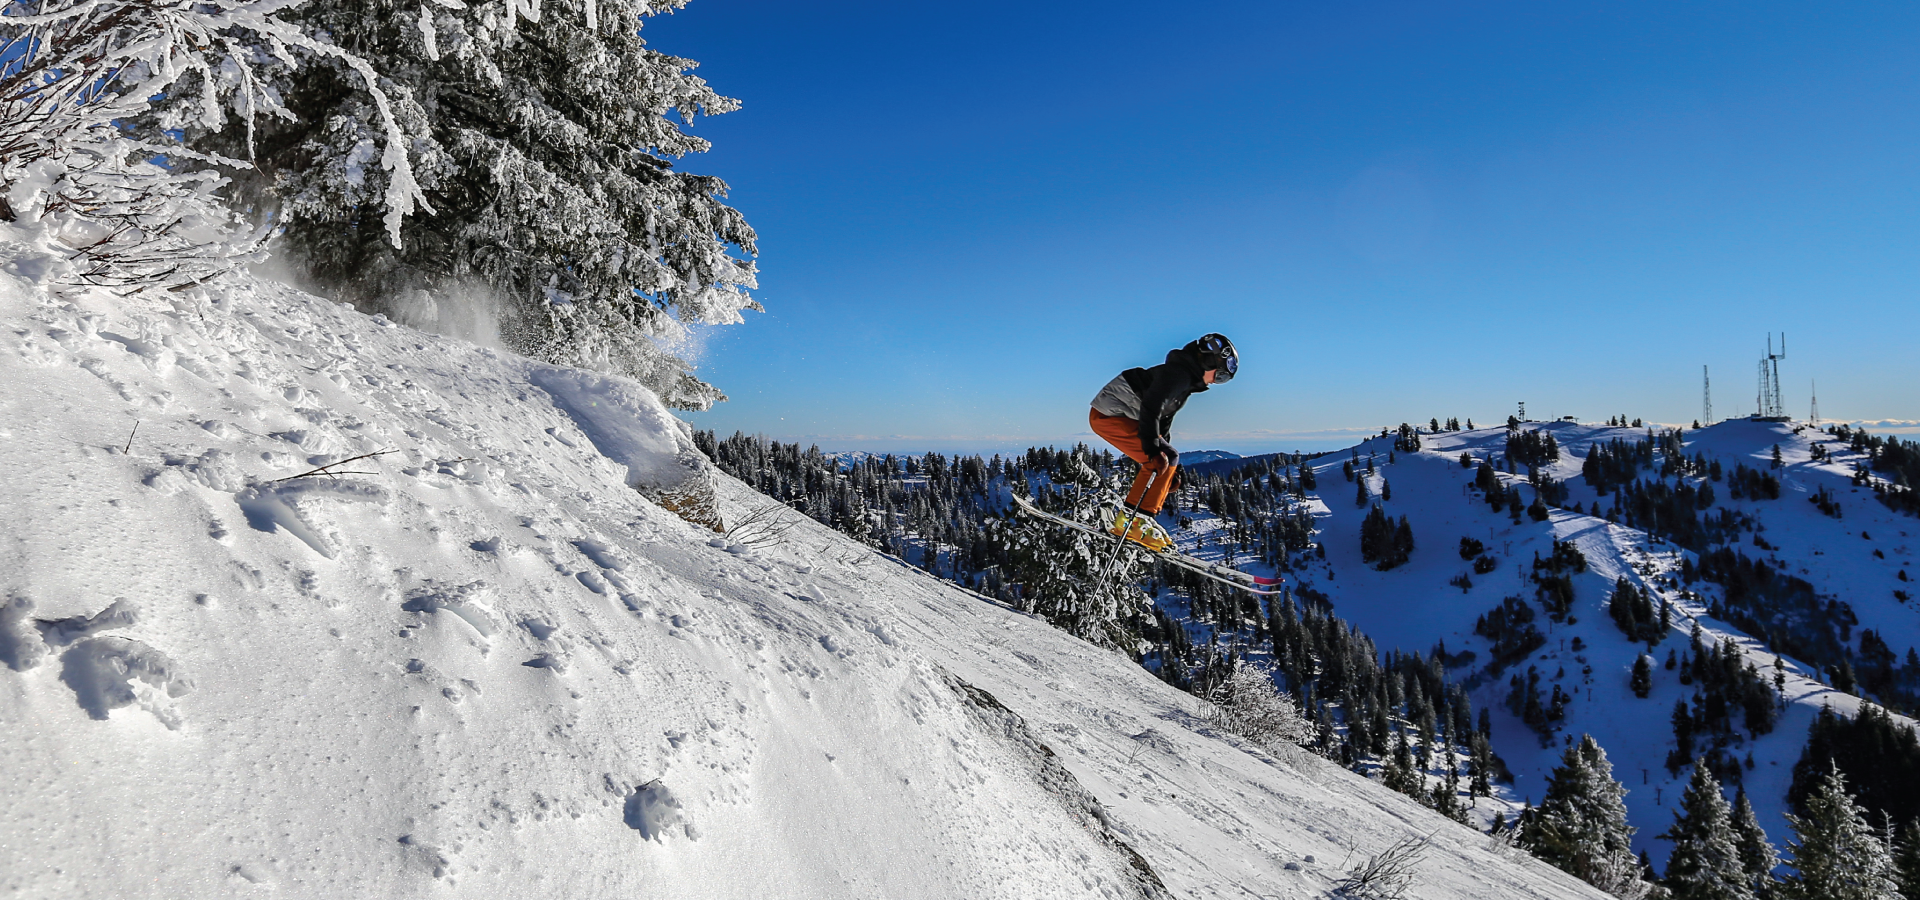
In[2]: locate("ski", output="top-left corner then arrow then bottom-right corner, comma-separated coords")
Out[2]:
1009,493 -> 1283,596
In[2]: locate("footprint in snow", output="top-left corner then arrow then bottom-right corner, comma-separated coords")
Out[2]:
59,636 -> 191,728
623,780 -> 691,841
399,581 -> 497,638
521,653 -> 567,674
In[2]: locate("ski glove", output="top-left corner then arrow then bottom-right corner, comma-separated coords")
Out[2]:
1149,440 -> 1177,469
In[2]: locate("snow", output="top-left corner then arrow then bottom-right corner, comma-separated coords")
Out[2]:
1159,418 -> 1918,870
0,254 -> 1607,897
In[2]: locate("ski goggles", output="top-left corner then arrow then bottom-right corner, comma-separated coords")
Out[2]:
1216,350 -> 1238,383
1201,334 -> 1238,383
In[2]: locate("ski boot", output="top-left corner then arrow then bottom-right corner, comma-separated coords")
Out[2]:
1108,509 -> 1173,552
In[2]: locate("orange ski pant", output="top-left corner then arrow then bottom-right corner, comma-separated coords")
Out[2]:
1089,408 -> 1176,514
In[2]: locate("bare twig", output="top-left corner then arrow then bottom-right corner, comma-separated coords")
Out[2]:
121,421 -> 137,454
724,503 -> 798,548
1483,822 -> 1527,860
271,449 -> 397,483
1333,832 -> 1432,900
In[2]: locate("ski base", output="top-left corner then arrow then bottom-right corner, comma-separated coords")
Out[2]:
1009,494 -> 1283,596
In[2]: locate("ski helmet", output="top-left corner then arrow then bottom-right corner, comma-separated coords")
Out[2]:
1196,333 -> 1238,383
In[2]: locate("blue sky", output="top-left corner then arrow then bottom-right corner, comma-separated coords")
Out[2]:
663,1 -> 1920,455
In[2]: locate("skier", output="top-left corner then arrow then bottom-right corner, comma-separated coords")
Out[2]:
1088,333 -> 1238,551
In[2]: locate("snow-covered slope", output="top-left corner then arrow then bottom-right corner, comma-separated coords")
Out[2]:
0,269 -> 1607,898
1173,419 -> 1916,868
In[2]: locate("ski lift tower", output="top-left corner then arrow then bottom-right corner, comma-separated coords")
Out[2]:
1755,334 -> 1788,420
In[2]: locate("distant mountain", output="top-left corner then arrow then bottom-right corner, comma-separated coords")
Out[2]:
1178,449 -> 1240,465
1182,449 -> 1334,476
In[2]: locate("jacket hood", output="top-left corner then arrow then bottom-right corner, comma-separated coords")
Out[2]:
1167,344 -> 1210,392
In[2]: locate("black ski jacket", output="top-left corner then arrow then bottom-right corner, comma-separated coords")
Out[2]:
1119,342 -> 1210,459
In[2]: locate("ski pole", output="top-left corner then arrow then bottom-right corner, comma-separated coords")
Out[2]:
1097,468 -> 1158,584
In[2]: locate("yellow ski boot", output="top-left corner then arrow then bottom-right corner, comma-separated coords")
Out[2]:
1109,509 -> 1173,552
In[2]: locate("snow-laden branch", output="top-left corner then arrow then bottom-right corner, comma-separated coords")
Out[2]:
0,0 -> 428,290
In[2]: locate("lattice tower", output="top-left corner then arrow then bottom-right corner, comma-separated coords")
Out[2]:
1703,365 -> 1712,425
1756,333 -> 1787,418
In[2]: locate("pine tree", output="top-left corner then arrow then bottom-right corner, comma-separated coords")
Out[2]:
842,491 -> 873,546
1470,730 -> 1495,798
181,0 -> 759,409
1779,764 -> 1899,900
1893,819 -> 1920,900
1528,734 -> 1653,899
1731,788 -> 1780,897
994,452 -> 1149,650
1661,763 -> 1755,900
1632,655 -> 1654,699
1434,742 -> 1468,822
6,0 -> 408,290
1384,728 -> 1421,797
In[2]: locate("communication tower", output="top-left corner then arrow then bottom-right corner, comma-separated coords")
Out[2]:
1702,366 -> 1712,425
1755,334 -> 1787,419
1810,380 -> 1819,427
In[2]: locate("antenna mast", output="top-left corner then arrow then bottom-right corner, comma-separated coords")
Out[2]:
1702,365 -> 1712,425
1756,333 -> 1787,419
1774,334 -> 1787,417
1811,379 -> 1819,427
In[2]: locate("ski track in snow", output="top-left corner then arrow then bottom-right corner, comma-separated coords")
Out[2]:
0,275 -> 1609,898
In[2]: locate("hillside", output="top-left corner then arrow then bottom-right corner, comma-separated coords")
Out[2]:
1161,418 -> 1919,866
0,265 -> 1608,898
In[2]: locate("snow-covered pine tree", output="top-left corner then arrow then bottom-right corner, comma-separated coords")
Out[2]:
995,451 -> 1149,651
1779,764 -> 1899,900
0,0 -> 424,290
1730,789 -> 1779,898
1660,762 -> 1755,900
1381,728 -> 1421,797
1528,734 -> 1655,900
175,0 -> 757,409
